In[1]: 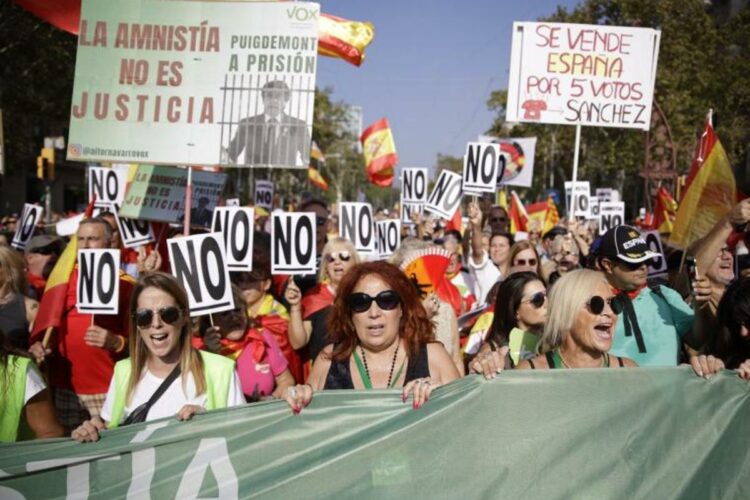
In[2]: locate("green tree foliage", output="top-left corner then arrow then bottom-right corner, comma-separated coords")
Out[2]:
486,0 -> 750,209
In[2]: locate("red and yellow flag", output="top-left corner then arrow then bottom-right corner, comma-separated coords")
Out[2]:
652,186 -> 678,234
543,196 -> 561,234
526,200 -> 548,234
318,13 -> 375,67
508,191 -> 528,234
360,118 -> 397,187
308,141 -> 329,191
670,111 -> 736,249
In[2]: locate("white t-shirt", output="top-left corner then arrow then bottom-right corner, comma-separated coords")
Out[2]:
25,363 -> 47,404
100,368 -> 244,423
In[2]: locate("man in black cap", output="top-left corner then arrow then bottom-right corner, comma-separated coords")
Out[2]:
597,225 -> 695,366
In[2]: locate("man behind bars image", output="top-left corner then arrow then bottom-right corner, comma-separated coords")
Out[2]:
227,79 -> 311,167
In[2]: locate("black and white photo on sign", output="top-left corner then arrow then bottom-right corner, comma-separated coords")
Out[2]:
462,142 -> 502,195
642,230 -> 668,277
598,201 -> 625,236
401,168 -> 429,203
211,207 -> 255,272
400,200 -> 423,226
76,249 -> 120,314
564,181 -> 591,218
425,170 -> 463,219
11,204 -> 44,251
112,203 -> 155,249
254,180 -> 274,211
88,165 -> 128,208
339,202 -> 376,256
226,198 -> 240,207
271,212 -> 316,275
168,233 -> 234,316
376,220 -> 401,259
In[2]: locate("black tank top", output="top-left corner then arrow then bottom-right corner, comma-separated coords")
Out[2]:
0,293 -> 29,349
324,343 -> 431,390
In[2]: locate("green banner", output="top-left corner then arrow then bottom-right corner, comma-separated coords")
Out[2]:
1,368 -> 748,499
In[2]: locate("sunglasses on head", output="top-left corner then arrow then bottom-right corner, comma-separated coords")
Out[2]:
515,258 -> 537,267
325,251 -> 351,263
133,306 -> 181,328
524,291 -> 547,308
586,295 -> 622,315
349,290 -> 401,313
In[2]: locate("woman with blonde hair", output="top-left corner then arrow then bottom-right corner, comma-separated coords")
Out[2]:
285,237 -> 361,362
72,272 -> 244,441
0,245 -> 38,349
517,269 -> 637,370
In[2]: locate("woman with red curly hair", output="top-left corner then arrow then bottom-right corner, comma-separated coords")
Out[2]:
282,261 -> 460,414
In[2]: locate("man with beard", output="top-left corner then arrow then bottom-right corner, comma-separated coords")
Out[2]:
597,225 -> 695,366
24,235 -> 64,300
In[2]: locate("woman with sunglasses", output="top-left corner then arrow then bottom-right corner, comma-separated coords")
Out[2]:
282,261 -> 460,413
71,272 -> 245,442
509,241 -> 543,278
517,269 -> 637,370
285,238 -> 361,363
469,272 -> 548,378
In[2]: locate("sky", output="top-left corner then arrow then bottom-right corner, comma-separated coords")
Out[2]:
316,0 -> 581,176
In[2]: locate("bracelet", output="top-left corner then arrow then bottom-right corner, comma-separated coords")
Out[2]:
113,335 -> 127,353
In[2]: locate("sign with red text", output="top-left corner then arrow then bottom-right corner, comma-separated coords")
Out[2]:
506,22 -> 660,130
67,0 -> 319,167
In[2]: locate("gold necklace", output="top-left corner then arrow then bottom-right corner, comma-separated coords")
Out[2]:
558,349 -> 605,369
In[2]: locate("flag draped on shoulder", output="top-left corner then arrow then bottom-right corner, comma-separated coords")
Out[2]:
318,13 -> 375,67
670,111 -> 736,249
308,141 -> 329,191
508,191 -> 528,234
360,118 -> 397,187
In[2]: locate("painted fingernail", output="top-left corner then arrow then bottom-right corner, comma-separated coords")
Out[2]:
402,394 -> 407,403
412,400 -> 417,409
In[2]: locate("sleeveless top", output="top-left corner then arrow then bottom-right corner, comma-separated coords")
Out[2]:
528,349 -> 624,369
324,343 -> 430,390
0,293 -> 29,349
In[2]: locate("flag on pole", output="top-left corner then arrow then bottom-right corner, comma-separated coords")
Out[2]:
652,186 -> 678,233
670,111 -> 736,249
308,141 -> 329,191
360,118 -> 397,187
508,191 -> 528,234
543,196 -> 561,234
318,13 -> 375,67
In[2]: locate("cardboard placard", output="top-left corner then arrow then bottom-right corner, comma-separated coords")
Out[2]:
425,170 -> 463,219
271,212 -> 316,274
401,168 -> 428,203
376,219 -> 401,259
598,201 -> 625,236
211,207 -> 255,271
76,249 -> 121,314
642,230 -> 668,277
339,202 -> 375,256
168,233 -> 234,316
11,204 -> 44,251
254,180 -> 274,211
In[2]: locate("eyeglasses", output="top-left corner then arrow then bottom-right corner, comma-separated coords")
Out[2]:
32,245 -> 58,255
489,217 -> 508,223
133,306 -> 182,327
586,296 -> 622,315
349,290 -> 401,313
515,258 -> 537,267
522,291 -> 547,309
325,251 -> 351,263
315,216 -> 327,227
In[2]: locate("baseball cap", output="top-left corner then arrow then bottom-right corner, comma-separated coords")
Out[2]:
598,225 -> 658,264
26,235 -> 64,254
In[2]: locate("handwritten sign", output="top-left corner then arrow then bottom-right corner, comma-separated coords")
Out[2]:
506,22 -> 661,130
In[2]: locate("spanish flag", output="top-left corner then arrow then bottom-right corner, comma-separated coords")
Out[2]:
652,186 -> 678,234
508,191 -> 528,234
670,111 -> 736,249
526,200 -> 548,233
308,141 -> 329,191
318,13 -> 375,67
361,118 -> 397,187
543,196 -> 560,234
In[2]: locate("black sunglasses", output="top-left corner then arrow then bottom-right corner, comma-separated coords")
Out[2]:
515,258 -> 537,267
325,251 -> 351,263
349,290 -> 401,313
524,291 -> 546,309
489,217 -> 508,223
133,306 -> 182,327
32,245 -> 58,255
616,259 -> 648,271
586,295 -> 622,315
315,216 -> 327,227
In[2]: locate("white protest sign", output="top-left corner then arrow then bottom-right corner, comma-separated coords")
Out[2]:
11,204 -> 44,251
478,136 -> 537,188
506,22 -> 661,130
598,201 -> 625,235
168,233 -> 234,316
339,203 -> 376,256
376,220 -> 401,259
425,170 -> 463,219
588,196 -> 600,220
211,207 -> 255,271
254,180 -> 274,211
400,200 -> 423,227
112,203 -> 155,248
271,212 -> 316,274
401,168 -> 428,203
462,143 -> 502,195
596,188 -> 618,203
564,181 -> 591,218
226,198 -> 240,207
642,230 -> 667,277
76,249 -> 120,314
88,165 -> 129,209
